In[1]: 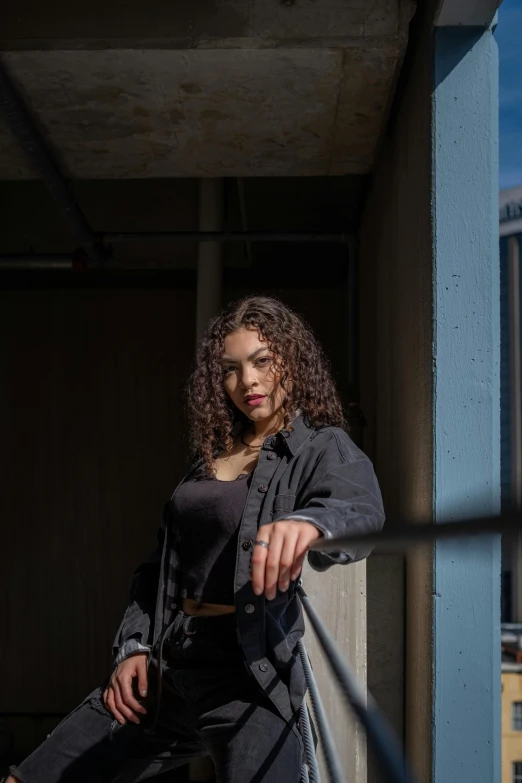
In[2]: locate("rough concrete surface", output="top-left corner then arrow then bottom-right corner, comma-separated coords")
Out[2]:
0,0 -> 413,179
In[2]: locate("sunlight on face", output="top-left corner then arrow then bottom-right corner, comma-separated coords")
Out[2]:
221,327 -> 286,423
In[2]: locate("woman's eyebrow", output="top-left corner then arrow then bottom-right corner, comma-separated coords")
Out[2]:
221,347 -> 269,363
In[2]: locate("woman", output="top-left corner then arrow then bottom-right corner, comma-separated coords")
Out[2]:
6,295 -> 384,783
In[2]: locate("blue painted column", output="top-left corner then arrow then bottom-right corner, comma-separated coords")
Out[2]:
433,24 -> 501,783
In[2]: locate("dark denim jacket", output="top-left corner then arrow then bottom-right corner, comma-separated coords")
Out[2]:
113,414 -> 385,725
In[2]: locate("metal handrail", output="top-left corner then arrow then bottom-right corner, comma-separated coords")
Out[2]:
300,511 -> 514,782
307,511 -> 515,555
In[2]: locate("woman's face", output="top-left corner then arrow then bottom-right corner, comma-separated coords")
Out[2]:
221,327 -> 286,423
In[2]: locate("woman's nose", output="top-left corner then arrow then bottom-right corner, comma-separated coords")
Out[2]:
240,367 -> 256,389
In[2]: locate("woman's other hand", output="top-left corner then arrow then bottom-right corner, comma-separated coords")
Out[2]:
103,653 -> 149,725
251,520 -> 321,600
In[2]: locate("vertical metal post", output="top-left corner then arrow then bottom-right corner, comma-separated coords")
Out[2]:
191,177 -> 223,783
237,178 -> 253,265
508,233 -> 522,622
347,237 -> 359,392
346,236 -> 365,447
195,179 -> 224,350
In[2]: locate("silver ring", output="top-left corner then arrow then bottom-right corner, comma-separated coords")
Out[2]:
254,540 -> 270,549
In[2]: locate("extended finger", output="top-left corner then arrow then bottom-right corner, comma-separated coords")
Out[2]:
265,530 -> 284,601
251,535 -> 270,596
120,673 -> 147,715
106,687 -> 127,725
113,680 -> 141,725
290,533 -> 310,581
136,658 -> 149,700
278,529 -> 299,593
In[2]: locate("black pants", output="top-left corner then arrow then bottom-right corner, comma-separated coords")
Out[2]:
9,613 -> 304,783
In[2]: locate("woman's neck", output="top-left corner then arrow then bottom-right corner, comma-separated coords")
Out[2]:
249,410 -> 286,442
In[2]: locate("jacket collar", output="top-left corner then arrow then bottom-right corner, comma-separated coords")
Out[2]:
278,411 -> 314,456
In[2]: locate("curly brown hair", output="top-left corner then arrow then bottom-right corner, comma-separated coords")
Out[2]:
186,295 -> 345,473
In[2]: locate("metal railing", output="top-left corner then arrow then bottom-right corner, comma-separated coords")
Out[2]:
297,512 -> 518,783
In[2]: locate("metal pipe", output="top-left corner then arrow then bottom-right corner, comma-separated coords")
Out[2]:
307,512 -> 518,554
347,237 -> 359,389
0,59 -> 101,262
508,233 -> 522,622
0,255 -> 73,269
236,178 -> 253,265
195,179 -> 224,349
105,231 -> 350,244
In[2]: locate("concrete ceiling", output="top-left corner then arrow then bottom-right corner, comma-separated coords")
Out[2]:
0,1 -> 414,180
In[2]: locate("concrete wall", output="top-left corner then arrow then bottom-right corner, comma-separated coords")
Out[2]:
432,25 -> 500,783
0,286 -> 197,716
359,9 -> 501,783
358,6 -> 434,781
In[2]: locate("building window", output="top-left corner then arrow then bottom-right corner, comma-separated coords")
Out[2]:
513,762 -> 522,783
514,703 -> 522,731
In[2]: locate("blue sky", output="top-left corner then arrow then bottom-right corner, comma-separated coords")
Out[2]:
497,0 -> 522,189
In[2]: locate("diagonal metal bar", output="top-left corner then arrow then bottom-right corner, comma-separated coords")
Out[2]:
0,59 -> 102,262
308,511 -> 519,554
298,587 -> 418,783
298,639 -> 344,783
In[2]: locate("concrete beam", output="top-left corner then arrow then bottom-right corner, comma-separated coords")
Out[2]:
0,46 -> 403,179
0,0 -> 414,50
435,0 -> 501,27
0,1 -> 414,180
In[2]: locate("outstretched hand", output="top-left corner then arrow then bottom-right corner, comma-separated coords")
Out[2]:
250,520 -> 321,600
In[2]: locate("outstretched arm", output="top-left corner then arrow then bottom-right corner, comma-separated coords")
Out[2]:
252,430 -> 385,596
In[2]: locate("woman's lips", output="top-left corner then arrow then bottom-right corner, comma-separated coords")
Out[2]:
245,395 -> 265,406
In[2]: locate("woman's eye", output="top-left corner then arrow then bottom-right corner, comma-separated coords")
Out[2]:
256,357 -> 272,367
222,366 -> 235,376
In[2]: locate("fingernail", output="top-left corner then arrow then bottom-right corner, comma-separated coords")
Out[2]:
141,690 -> 147,697
281,583 -> 289,592
253,586 -> 262,595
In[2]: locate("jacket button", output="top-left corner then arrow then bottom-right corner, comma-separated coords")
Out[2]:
259,662 -> 268,672
258,485 -> 268,493
267,452 -> 276,460
245,604 -> 255,614
242,539 -> 253,551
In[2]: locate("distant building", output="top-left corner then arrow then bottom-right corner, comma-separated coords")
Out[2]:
502,626 -> 522,783
500,185 -> 522,624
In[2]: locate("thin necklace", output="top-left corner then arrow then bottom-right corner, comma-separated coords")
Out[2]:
241,433 -> 262,450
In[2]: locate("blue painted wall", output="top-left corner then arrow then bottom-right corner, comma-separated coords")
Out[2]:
433,25 -> 501,783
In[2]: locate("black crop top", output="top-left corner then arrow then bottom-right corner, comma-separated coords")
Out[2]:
172,463 -> 252,605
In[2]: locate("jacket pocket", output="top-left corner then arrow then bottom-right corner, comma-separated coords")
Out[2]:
271,493 -> 296,516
